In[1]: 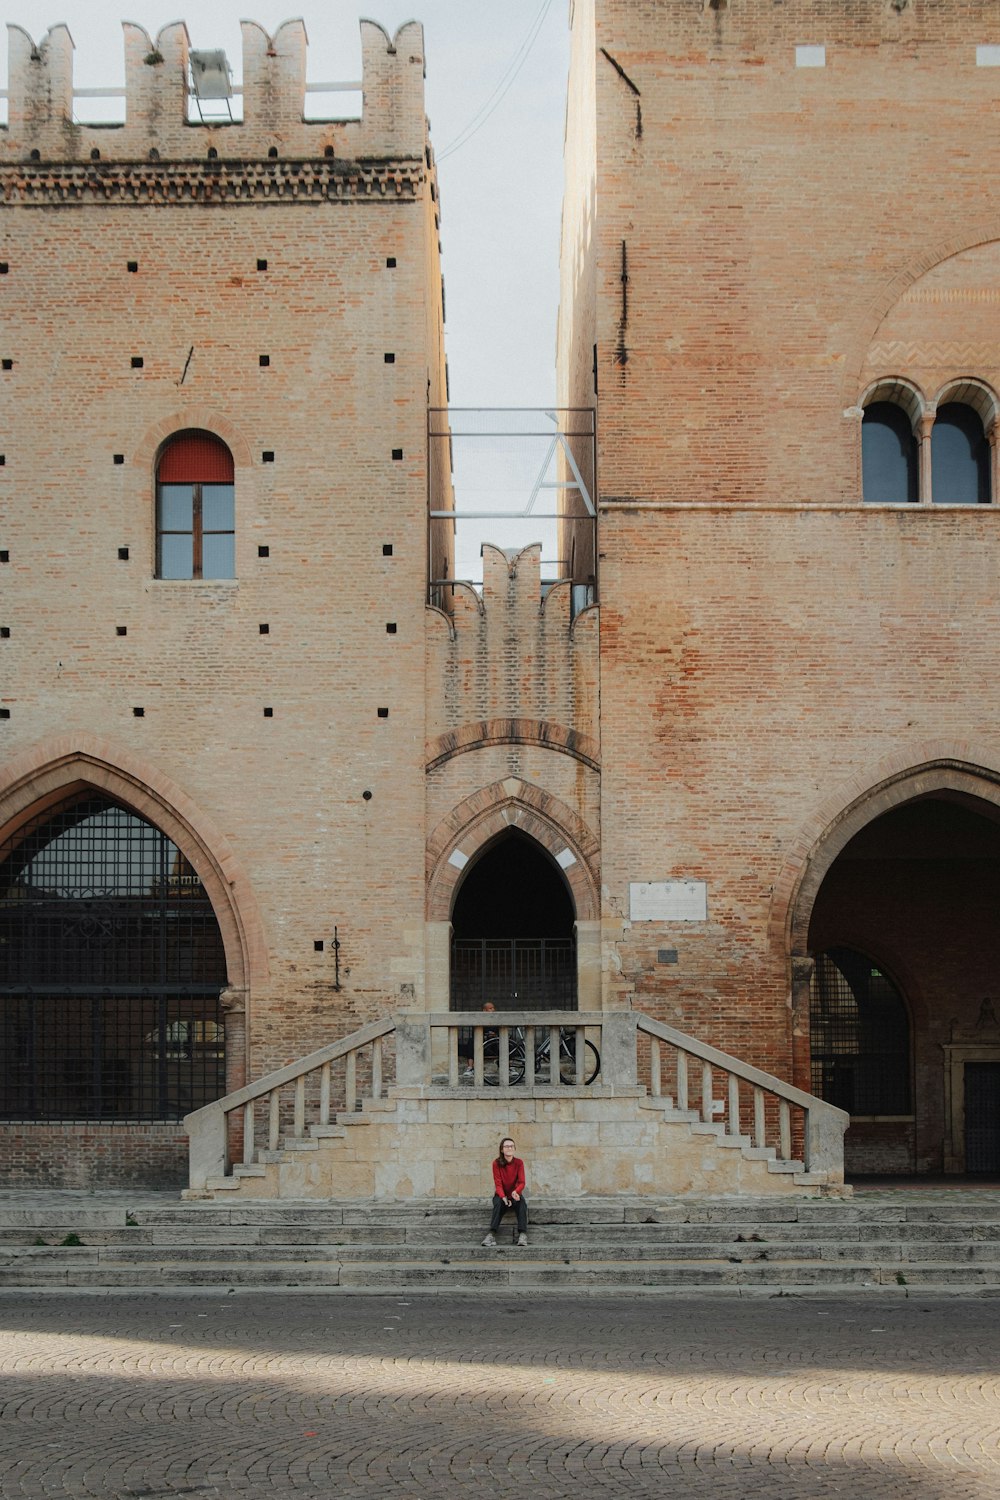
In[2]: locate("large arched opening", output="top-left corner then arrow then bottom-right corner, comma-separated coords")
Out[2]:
802,790 -> 1000,1176
0,790 -> 228,1123
449,831 -> 577,1012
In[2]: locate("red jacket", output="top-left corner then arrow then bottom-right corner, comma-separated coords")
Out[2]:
493,1156 -> 526,1199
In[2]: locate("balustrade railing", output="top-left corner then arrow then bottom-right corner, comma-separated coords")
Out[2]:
185,1008 -> 847,1190
636,1014 -> 848,1178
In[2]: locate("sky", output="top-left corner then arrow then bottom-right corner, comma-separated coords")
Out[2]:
0,1 -> 569,409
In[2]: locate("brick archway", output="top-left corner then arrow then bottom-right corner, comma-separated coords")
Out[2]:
0,735 -> 268,1096
426,779 -> 599,924
772,746 -> 1000,956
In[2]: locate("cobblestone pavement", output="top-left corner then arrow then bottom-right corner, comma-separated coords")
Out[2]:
0,1293 -> 998,1499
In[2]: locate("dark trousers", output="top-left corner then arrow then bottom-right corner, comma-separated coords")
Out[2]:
490,1193 -> 528,1234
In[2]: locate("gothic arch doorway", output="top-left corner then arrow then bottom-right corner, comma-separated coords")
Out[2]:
802,789 -> 1000,1175
0,790 -> 228,1122
449,831 -> 577,1012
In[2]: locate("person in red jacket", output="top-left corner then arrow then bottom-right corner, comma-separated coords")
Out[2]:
481,1136 -> 528,1247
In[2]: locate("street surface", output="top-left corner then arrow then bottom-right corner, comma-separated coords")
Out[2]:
0,1291 -> 998,1497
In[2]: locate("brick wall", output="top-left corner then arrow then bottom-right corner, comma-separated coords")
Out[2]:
0,19 -> 447,1187
561,0 -> 1000,1172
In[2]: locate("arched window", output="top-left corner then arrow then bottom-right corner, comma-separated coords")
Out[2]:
810,947 -> 910,1115
0,794 -> 227,1121
862,401 -> 918,503
931,402 -> 990,505
156,431 -> 235,578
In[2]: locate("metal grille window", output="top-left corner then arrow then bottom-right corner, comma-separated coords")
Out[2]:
450,938 -> 576,1013
0,794 -> 227,1121
809,947 -> 911,1116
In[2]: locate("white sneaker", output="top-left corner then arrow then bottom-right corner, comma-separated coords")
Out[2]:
481,1233 -> 496,1247
517,1233 -> 528,1247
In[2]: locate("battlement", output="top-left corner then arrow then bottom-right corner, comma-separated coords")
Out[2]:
1,18 -> 426,162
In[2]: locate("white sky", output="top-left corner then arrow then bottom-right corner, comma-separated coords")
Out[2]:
0,2 -> 568,409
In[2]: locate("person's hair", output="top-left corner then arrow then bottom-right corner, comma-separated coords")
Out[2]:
496,1136 -> 515,1166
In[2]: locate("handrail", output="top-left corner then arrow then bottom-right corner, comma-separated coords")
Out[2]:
185,1008 -> 848,1193
636,1014 -> 848,1179
185,1017 -> 395,1191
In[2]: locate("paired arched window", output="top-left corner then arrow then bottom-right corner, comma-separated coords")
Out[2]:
809,947 -> 910,1116
156,431 -> 235,579
862,388 -> 994,505
0,793 -> 227,1121
862,402 -> 919,504
930,402 -> 991,505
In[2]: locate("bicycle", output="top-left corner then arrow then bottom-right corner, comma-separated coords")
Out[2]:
481,1024 -> 600,1086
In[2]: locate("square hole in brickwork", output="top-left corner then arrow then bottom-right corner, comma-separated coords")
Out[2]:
132,706 -> 144,718
0,552 -> 8,564
259,354 -> 270,367
262,450 -> 275,463
258,545 -> 270,558
131,357 -> 144,369
386,622 -> 397,634
263,706 -> 274,717
118,547 -> 129,561
257,258 -> 268,271
392,448 -> 403,461
377,707 -> 389,718
1,360 -> 12,372
0,708 -> 10,720
0,263 -> 8,275
113,454 -> 124,465
386,257 -> 396,268
127,261 -> 138,272
314,940 -> 325,952
384,352 -> 395,364
116,626 -> 127,637
259,623 -> 270,635
0,456 -> 5,466
0,627 -> 9,639
382,544 -> 393,556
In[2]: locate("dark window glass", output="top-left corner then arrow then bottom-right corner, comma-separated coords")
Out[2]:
862,402 -> 918,503
810,947 -> 910,1116
0,795 -> 227,1121
931,402 -> 990,505
156,434 -> 235,578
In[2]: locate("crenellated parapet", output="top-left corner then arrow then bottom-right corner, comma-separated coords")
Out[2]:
1,18 -> 427,167
426,544 -> 600,759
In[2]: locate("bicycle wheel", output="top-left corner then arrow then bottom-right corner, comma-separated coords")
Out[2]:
558,1036 -> 600,1085
482,1032 -> 526,1086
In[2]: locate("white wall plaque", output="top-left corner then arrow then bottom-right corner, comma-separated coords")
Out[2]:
630,880 -> 708,922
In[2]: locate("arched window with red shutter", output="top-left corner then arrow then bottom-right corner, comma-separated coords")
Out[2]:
156,431 -> 235,579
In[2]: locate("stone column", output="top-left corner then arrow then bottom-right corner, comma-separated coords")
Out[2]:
220,985 -> 248,1167
919,409 -> 935,504
790,955 -> 814,1096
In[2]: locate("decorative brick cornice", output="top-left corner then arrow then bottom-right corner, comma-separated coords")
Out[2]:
0,157 -> 424,208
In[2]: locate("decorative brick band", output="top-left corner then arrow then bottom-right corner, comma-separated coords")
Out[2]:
0,158 -> 423,209
426,719 -> 601,773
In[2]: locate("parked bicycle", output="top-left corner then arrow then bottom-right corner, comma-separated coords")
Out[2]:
481,1024 -> 600,1086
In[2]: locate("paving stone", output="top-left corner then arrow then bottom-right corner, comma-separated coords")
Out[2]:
0,1292 -> 997,1497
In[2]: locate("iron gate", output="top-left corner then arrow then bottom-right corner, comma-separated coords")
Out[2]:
0,794 -> 226,1121
450,938 -> 576,1012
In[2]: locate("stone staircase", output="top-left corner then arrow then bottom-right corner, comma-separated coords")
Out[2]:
3,1192 -> 1000,1295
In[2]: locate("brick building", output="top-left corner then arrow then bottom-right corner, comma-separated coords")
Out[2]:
559,0 -> 1000,1177
2,2 -> 998,1192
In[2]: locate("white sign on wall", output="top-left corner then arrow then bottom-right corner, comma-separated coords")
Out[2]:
629,880 -> 708,923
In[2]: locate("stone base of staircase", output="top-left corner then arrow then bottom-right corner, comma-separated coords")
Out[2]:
4,1191 -> 1000,1296
192,1086 -> 840,1201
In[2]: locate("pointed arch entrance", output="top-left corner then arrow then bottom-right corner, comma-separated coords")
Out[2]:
450,831 -> 577,1011
784,761 -> 1000,1176
1,790 -> 228,1121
